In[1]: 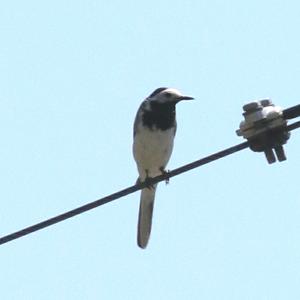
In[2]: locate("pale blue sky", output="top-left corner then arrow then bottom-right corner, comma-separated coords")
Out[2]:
1,1 -> 300,299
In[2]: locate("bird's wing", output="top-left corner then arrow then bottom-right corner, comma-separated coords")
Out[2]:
133,100 -> 148,137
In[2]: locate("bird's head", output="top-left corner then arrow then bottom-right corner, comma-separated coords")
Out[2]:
148,87 -> 194,104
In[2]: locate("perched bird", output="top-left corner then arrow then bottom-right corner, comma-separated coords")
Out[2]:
133,87 -> 194,248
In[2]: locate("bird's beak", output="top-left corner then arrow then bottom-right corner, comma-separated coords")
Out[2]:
177,95 -> 194,101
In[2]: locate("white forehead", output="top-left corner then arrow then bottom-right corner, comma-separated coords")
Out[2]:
161,88 -> 183,96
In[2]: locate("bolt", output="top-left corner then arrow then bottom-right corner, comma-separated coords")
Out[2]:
243,101 -> 261,113
260,99 -> 273,107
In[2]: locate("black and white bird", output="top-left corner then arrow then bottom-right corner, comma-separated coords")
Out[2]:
133,87 -> 194,248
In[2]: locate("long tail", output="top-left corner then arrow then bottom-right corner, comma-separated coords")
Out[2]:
137,185 -> 157,249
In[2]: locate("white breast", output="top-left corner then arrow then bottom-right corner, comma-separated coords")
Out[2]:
133,125 -> 176,180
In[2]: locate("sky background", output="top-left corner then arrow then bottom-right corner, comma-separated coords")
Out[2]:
1,1 -> 300,299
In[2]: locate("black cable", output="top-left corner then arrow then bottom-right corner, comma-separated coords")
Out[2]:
287,120 -> 300,131
0,142 -> 249,246
283,104 -> 300,120
0,120 -> 299,247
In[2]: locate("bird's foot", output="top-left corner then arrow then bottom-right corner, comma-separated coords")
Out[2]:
144,176 -> 155,190
137,177 -> 155,190
160,167 -> 170,185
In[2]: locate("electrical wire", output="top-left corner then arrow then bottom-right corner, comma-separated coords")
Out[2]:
0,114 -> 299,246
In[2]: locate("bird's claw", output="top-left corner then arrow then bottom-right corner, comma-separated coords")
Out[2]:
137,177 -> 155,190
144,177 -> 155,190
160,167 -> 170,185
136,167 -> 170,189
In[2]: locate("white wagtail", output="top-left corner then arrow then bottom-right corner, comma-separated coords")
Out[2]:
133,87 -> 194,248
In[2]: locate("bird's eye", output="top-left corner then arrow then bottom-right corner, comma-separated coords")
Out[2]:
164,92 -> 172,98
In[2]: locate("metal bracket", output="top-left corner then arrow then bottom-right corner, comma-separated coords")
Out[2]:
236,99 -> 290,163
